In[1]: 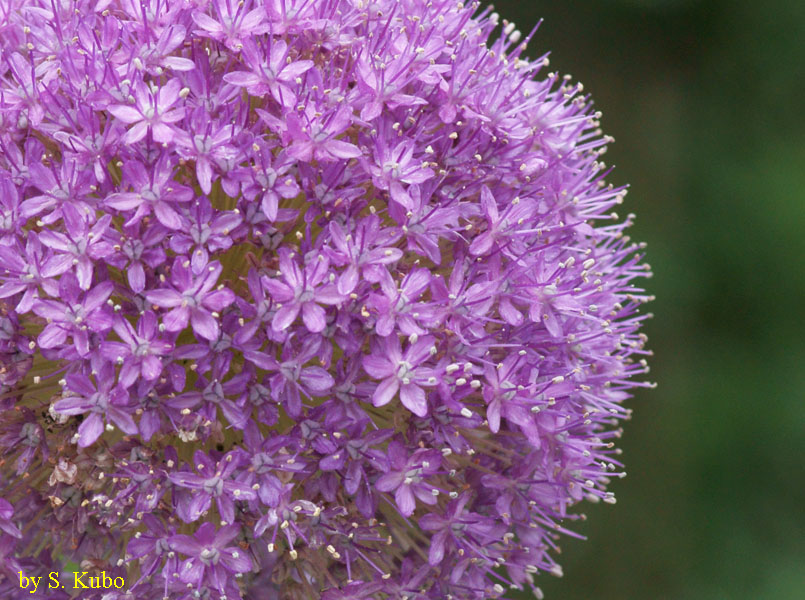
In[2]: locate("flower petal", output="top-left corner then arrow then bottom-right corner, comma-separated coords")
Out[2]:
400,383 -> 428,417
77,413 -> 104,447
190,309 -> 219,341
108,105 -> 143,123
395,484 -> 416,517
271,303 -> 300,331
154,201 -> 184,230
371,377 -> 399,407
301,302 -> 326,332
163,306 -> 190,332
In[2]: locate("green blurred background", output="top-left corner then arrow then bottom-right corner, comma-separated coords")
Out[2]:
491,1 -> 805,599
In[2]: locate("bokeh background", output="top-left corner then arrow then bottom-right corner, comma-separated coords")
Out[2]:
491,1 -> 805,599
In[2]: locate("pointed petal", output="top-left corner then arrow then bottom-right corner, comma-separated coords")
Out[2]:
122,121 -> 149,144
154,202 -> 184,230
429,529 -> 448,565
38,323 -> 67,348
77,413 -> 104,447
371,377 -> 399,407
271,303 -> 300,331
400,383 -> 427,417
163,306 -> 190,332
190,309 -> 218,341
395,484 -> 416,516
301,302 -> 326,332
108,105 -> 143,124
362,355 -> 393,379
196,158 -> 212,195
223,71 -> 261,87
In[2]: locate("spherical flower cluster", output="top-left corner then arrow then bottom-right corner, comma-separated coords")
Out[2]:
0,1 -> 653,599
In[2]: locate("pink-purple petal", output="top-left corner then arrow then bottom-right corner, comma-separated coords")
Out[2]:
371,377 -> 399,407
77,413 -> 104,447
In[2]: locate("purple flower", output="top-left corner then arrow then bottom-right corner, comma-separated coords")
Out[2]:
168,197 -> 242,272
367,137 -> 435,210
325,216 -> 403,295
32,274 -> 113,357
0,498 -> 21,539
106,225 -> 167,293
242,422 -> 306,507
108,78 -> 186,144
37,204 -> 114,290
191,1 -> 269,51
123,23 -> 196,75
362,335 -> 437,417
145,258 -> 234,340
170,522 -> 253,593
419,494 -> 506,566
169,450 -> 256,524
0,408 -> 47,475
0,234 -> 66,313
3,52 -> 45,126
0,175 -> 23,245
365,267 -> 434,337
102,312 -> 173,387
375,440 -> 441,517
318,427 -> 393,518
19,160 -> 95,223
284,104 -> 362,162
103,155 -> 194,230
236,144 -> 299,222
174,108 -> 241,195
224,38 -> 313,105
468,186 -> 537,257
482,354 -> 542,443
263,249 -> 345,333
247,334 -> 335,418
173,354 -> 253,428
52,365 -> 137,447
0,2 -> 652,599
355,51 -> 432,122
125,515 -> 178,583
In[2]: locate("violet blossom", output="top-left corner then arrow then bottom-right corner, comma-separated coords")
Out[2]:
168,449 -> 256,524
375,440 -> 441,517
0,1 -> 653,599
51,365 -> 138,447
169,522 -> 253,596
144,257 -> 235,340
108,78 -> 186,145
101,311 -> 173,387
263,249 -> 345,333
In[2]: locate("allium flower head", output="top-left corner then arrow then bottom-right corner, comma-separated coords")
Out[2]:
0,1 -> 653,599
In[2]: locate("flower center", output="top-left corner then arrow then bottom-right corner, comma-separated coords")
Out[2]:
199,547 -> 220,565
202,476 -> 224,497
